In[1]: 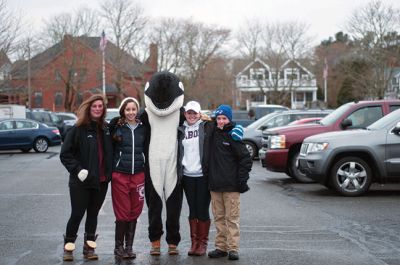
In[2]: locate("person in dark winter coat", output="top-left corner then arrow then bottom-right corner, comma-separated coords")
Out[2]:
206,104 -> 252,261
60,94 -> 113,261
109,97 -> 147,259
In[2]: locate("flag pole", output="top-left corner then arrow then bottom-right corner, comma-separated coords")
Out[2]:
102,49 -> 105,96
324,75 -> 327,103
323,58 -> 328,104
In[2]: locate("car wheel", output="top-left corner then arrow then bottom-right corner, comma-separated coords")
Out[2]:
289,150 -> 315,183
244,141 -> 257,160
33,137 -> 49,153
20,148 -> 32,153
330,156 -> 372,196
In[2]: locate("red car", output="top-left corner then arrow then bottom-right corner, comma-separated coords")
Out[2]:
259,100 -> 400,183
288,117 -> 322,125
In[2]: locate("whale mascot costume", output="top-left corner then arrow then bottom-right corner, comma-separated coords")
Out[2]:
140,71 -> 185,254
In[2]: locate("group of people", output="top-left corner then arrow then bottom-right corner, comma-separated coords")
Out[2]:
59,91 -> 252,261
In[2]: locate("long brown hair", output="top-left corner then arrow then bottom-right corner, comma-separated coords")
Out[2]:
113,98 -> 139,142
76,94 -> 107,128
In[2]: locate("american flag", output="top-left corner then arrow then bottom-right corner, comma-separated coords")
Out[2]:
99,31 -> 107,52
323,58 -> 328,79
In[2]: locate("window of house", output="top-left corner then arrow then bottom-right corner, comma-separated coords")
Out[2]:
240,75 -> 248,82
306,92 -> 313,102
392,77 -> 399,85
301,74 -> 309,80
55,92 -> 63,107
284,68 -> 299,80
55,70 -> 62,81
34,92 -> 42,108
295,92 -> 304,101
250,68 -> 265,80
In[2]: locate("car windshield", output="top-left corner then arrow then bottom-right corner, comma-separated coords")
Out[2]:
367,108 -> 400,130
246,112 -> 279,130
319,102 -> 353,126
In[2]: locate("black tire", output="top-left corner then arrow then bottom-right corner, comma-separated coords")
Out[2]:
330,156 -> 372,196
33,137 -> 49,153
289,150 -> 315,183
20,148 -> 32,153
244,141 -> 257,160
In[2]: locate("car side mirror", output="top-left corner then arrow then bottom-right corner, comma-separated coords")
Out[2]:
393,122 -> 400,135
259,125 -> 269,131
341,118 -> 352,129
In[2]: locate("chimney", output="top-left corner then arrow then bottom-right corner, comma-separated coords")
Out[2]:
145,43 -> 158,72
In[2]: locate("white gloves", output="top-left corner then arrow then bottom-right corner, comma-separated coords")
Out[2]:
78,169 -> 88,182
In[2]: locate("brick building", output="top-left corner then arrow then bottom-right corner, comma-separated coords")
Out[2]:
2,35 -> 157,111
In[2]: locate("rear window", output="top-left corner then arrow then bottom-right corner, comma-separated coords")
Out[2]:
389,105 -> 400,112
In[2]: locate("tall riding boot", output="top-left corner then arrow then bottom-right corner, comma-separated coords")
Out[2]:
188,218 -> 198,256
194,219 -> 210,256
83,233 -> 98,260
63,234 -> 77,261
114,221 -> 127,258
124,220 -> 137,259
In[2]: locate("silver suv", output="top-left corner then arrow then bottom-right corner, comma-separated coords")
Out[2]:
243,109 -> 331,159
299,108 -> 400,196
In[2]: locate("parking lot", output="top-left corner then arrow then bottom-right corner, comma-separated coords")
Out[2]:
1,146 -> 400,265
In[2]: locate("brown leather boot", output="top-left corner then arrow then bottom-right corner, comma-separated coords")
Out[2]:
124,220 -> 137,259
193,219 -> 210,256
114,221 -> 127,258
83,233 -> 98,260
63,234 -> 77,261
188,218 -> 198,255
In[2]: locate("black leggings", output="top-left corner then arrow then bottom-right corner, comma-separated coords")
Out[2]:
65,182 -> 108,238
182,175 -> 210,221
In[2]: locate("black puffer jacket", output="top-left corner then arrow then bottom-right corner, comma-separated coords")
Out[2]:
206,122 -> 252,192
60,122 -> 113,189
111,120 -> 146,174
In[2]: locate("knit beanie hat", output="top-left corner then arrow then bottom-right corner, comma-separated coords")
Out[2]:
215,104 -> 232,121
119,97 -> 140,116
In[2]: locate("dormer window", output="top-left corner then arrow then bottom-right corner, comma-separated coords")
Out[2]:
250,68 -> 265,80
284,68 -> 299,80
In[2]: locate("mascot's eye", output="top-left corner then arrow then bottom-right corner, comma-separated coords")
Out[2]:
144,82 -> 150,91
179,82 -> 184,91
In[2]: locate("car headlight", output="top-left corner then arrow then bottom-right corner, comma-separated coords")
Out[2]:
270,135 -> 286,149
302,142 -> 329,155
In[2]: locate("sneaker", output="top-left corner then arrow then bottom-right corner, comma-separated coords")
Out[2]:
208,249 -> 228,258
150,240 -> 161,255
168,244 -> 179,255
228,251 -> 239,260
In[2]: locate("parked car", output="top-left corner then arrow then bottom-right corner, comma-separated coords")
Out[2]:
232,110 -> 255,127
26,109 -> 65,138
105,108 -> 120,123
0,118 -> 61,153
299,108 -> 400,196
288,117 -> 323,125
243,109 -> 331,159
55,112 -> 78,140
250,104 -> 290,120
259,100 -> 400,183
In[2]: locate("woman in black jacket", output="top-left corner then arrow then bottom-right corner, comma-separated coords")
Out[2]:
109,97 -> 147,259
60,94 -> 113,261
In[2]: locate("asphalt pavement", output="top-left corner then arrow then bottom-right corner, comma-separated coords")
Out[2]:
1,146 -> 400,265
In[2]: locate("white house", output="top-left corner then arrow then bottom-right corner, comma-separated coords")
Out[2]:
235,58 -> 318,109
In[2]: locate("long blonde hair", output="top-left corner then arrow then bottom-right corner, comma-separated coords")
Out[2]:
76,94 -> 107,128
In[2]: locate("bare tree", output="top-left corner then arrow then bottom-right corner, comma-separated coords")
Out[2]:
236,19 -> 263,60
39,7 -> 101,48
180,20 -> 230,94
0,0 -> 21,55
236,19 -> 314,106
346,0 -> 400,99
100,0 -> 147,103
149,18 -> 186,73
34,8 -> 101,111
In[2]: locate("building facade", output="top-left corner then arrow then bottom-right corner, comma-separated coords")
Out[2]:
235,58 -> 318,109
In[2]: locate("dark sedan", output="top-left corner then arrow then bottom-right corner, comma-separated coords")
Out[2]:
0,118 -> 62,153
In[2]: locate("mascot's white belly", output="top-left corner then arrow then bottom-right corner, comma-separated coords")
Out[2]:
147,110 -> 180,199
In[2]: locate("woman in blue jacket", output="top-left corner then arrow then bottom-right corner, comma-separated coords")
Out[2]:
109,97 -> 147,259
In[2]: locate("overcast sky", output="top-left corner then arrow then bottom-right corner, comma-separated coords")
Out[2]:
9,0 -> 400,44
